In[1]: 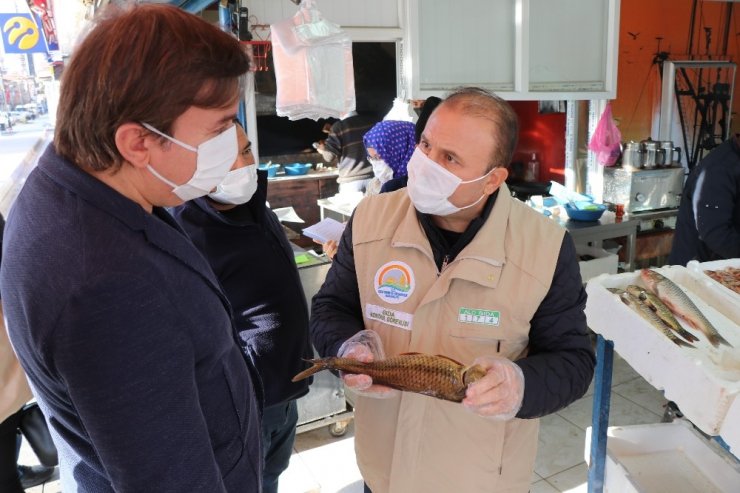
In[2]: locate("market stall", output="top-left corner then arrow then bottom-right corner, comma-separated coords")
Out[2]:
584,259 -> 740,492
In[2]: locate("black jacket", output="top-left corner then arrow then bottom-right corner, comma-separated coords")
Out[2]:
170,170 -> 312,408
310,193 -> 595,419
669,137 -> 740,265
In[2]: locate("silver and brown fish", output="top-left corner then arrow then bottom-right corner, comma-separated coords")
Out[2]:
640,269 -> 732,348
625,285 -> 699,343
292,352 -> 487,402
608,288 -> 695,348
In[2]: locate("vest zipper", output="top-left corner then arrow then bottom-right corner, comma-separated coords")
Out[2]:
439,254 -> 451,275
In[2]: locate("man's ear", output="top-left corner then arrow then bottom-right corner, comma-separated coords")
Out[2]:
484,166 -> 509,194
115,123 -> 152,170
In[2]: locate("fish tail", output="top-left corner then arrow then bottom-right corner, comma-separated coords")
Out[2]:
675,328 -> 700,343
671,336 -> 696,349
291,358 -> 330,382
708,332 -> 733,348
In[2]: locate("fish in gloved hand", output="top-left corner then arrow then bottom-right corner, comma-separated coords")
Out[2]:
292,352 -> 487,402
640,269 -> 732,348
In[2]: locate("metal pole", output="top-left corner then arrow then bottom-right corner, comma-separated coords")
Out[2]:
588,335 -> 614,493
686,0 -> 698,57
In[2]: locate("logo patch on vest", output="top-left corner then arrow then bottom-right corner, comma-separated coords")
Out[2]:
365,304 -> 413,330
374,261 -> 415,304
458,307 -> 500,326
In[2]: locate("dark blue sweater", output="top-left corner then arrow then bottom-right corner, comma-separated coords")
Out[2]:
0,146 -> 262,492
170,171 -> 312,408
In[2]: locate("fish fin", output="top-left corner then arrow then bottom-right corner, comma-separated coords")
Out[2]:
291,358 -> 328,382
398,352 -> 423,356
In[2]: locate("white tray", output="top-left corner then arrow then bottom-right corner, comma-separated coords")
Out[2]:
687,258 -> 740,325
586,421 -> 740,493
585,266 -> 740,436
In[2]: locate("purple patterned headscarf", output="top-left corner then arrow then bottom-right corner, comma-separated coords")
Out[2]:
363,121 -> 416,179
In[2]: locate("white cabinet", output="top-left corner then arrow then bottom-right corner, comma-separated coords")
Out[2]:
404,0 -> 620,100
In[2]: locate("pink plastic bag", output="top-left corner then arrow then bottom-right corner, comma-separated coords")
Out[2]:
588,103 -> 622,166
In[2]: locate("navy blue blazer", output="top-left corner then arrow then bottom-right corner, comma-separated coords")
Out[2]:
0,146 -> 262,492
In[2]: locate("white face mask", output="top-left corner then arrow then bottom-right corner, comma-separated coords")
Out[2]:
142,123 -> 238,202
406,147 -> 493,216
368,157 -> 394,184
208,164 -> 258,205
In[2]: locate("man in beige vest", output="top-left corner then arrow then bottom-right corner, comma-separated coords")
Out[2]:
310,87 -> 595,493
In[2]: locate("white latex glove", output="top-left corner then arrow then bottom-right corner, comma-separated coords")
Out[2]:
462,356 -> 525,420
337,330 -> 398,399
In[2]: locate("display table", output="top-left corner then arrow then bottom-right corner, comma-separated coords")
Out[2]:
551,214 -> 639,272
585,266 -> 740,492
317,197 -> 356,223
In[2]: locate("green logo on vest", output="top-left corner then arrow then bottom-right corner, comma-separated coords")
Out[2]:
458,307 -> 500,326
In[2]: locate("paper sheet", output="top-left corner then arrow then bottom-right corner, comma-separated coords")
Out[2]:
273,207 -> 305,223
302,218 -> 346,243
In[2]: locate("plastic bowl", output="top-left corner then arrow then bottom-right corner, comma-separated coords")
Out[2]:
564,202 -> 607,221
258,163 -> 280,178
284,163 -> 312,176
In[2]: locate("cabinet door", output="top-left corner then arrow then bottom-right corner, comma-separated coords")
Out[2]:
406,0 -> 620,100
528,0 -> 614,93
414,0 -> 516,92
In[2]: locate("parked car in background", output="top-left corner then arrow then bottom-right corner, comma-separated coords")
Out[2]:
19,103 -> 39,118
8,110 -> 28,124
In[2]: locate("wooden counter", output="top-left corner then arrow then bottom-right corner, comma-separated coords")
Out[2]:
266,170 -> 340,247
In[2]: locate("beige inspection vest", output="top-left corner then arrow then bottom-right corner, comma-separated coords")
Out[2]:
351,184 -> 565,493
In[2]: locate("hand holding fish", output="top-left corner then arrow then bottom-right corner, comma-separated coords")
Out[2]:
337,330 -> 399,399
462,356 -> 525,420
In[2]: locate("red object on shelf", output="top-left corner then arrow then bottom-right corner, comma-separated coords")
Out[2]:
243,40 -> 271,72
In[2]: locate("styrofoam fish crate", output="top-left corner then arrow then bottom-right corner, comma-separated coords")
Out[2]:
586,421 -> 740,493
687,258 -> 740,326
719,396 -> 740,456
585,266 -> 740,437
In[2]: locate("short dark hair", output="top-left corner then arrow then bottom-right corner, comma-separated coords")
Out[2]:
440,87 -> 519,170
54,4 -> 250,172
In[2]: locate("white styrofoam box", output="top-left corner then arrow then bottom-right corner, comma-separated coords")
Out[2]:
719,396 -> 740,456
586,421 -> 740,493
687,258 -> 740,326
585,266 -> 740,436
577,245 -> 618,282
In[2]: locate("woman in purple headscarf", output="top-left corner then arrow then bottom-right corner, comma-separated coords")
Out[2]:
362,120 -> 416,196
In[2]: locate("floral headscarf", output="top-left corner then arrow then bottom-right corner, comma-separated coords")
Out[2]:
363,121 -> 416,179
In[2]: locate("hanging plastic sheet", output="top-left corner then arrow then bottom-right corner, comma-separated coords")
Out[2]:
270,0 -> 355,120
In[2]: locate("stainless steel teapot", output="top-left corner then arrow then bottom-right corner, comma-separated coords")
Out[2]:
641,139 -> 662,168
621,141 -> 643,169
658,140 -> 682,166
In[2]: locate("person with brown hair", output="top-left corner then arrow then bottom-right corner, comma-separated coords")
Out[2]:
0,4 -> 262,492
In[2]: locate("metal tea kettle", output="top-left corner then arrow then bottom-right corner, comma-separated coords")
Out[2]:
640,139 -> 662,169
659,141 -> 682,166
621,141 -> 643,169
